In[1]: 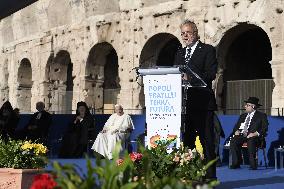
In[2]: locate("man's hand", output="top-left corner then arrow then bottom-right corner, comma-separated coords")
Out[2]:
247,132 -> 258,138
234,130 -> 240,136
74,116 -> 82,124
182,73 -> 187,80
182,73 -> 191,81
111,129 -> 119,134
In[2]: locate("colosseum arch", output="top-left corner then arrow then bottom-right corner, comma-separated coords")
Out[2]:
85,42 -> 119,114
139,33 -> 182,110
139,33 -> 181,68
45,50 -> 73,113
17,58 -> 32,112
216,23 -> 273,114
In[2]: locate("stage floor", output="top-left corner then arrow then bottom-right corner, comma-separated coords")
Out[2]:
46,159 -> 284,189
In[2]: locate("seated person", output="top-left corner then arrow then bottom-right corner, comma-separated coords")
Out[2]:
59,101 -> 95,158
23,102 -> 52,145
0,101 -> 19,141
92,104 -> 134,159
229,97 -> 268,170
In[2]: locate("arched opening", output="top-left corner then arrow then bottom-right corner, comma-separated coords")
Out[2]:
216,23 -> 273,114
17,58 -> 32,112
45,50 -> 73,113
85,42 -> 119,114
140,33 -> 181,68
139,33 -> 181,109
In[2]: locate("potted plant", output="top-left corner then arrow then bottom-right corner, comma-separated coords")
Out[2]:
0,138 -> 48,189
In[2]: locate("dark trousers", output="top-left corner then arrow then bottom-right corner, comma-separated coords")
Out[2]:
59,132 -> 87,158
230,135 -> 258,168
183,110 -> 216,179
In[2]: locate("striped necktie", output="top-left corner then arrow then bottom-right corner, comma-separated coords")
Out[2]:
243,113 -> 250,137
185,47 -> 191,59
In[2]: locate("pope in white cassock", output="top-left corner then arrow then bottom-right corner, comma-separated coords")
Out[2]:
92,104 -> 134,159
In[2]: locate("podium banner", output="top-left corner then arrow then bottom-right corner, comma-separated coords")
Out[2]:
144,74 -> 181,149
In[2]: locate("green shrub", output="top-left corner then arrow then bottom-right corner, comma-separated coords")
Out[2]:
0,138 -> 48,169
51,141 -> 219,189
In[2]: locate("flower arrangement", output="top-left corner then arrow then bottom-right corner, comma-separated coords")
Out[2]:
31,138 -> 218,189
114,137 -> 217,187
0,138 -> 48,169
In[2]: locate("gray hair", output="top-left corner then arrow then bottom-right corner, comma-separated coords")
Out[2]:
180,19 -> 198,34
114,104 -> 123,109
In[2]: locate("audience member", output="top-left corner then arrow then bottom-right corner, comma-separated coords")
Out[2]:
92,104 -> 134,159
0,101 -> 19,140
24,102 -> 52,145
229,97 -> 268,170
59,101 -> 95,158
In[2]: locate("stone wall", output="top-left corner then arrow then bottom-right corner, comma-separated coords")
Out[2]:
0,0 -> 283,114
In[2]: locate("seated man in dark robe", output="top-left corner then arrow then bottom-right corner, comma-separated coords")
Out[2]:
59,101 -> 95,158
0,101 -> 19,141
24,102 -> 52,145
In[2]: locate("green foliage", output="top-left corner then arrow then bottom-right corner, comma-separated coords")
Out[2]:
53,142 -> 139,189
0,138 -> 48,169
142,140 -> 177,178
52,141 -> 219,189
140,140 -> 216,183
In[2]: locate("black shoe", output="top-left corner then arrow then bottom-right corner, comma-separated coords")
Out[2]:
229,165 -> 240,169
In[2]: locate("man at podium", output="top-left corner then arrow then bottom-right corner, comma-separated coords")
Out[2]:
174,19 -> 218,180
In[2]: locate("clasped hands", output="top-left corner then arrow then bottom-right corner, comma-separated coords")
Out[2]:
234,130 -> 258,138
100,129 -> 127,134
74,116 -> 83,124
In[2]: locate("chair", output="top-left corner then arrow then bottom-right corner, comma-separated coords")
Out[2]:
86,127 -> 96,155
241,137 -> 268,168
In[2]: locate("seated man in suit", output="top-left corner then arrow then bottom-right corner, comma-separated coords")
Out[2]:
24,102 -> 52,145
230,97 -> 268,170
92,104 -> 134,159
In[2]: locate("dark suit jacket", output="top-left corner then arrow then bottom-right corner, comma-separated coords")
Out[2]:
174,41 -> 218,110
26,110 -> 52,143
232,110 -> 269,137
71,114 -> 95,145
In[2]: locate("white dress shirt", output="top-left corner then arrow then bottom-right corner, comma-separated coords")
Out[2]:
185,41 -> 199,59
239,110 -> 259,136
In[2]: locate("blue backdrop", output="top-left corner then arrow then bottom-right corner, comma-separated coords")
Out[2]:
16,114 -> 284,166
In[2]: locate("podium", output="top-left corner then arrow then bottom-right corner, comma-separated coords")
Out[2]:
137,66 -> 206,150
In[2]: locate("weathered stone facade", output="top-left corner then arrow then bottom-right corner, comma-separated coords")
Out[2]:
0,0 -> 283,114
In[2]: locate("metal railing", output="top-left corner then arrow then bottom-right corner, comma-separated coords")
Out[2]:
226,79 -> 275,115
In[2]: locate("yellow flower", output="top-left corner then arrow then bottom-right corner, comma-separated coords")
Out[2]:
21,141 -> 33,151
33,143 -> 48,155
195,136 -> 203,156
21,141 -> 48,155
180,142 -> 184,150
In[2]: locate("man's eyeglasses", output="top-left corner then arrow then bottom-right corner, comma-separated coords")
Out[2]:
180,31 -> 195,36
245,104 -> 253,107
